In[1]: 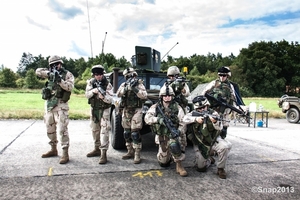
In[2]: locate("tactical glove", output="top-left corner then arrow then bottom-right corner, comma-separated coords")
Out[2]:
158,117 -> 165,125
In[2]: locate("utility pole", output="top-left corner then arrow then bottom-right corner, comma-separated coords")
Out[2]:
101,32 -> 107,64
86,0 -> 93,58
161,42 -> 179,61
101,32 -> 107,55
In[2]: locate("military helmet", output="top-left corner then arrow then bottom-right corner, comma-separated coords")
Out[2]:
167,66 -> 180,76
123,67 -> 138,77
159,84 -> 175,97
217,66 -> 231,77
91,65 -> 105,75
48,55 -> 63,66
192,95 -> 210,109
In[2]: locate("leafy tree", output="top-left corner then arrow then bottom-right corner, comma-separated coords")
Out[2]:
0,68 -> 17,88
25,69 -> 39,89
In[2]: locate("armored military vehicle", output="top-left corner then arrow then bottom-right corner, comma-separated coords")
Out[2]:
105,46 -> 169,149
277,95 -> 300,123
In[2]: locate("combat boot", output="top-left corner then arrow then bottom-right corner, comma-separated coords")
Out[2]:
133,148 -> 141,164
42,145 -> 58,158
59,147 -> 69,164
217,168 -> 227,179
99,149 -> 107,164
86,147 -> 101,157
122,143 -> 134,160
176,161 -> 188,177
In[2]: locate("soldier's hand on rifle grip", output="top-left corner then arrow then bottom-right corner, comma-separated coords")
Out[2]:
92,88 -> 98,94
195,117 -> 204,124
209,116 -> 217,123
98,93 -> 104,99
157,117 -> 165,125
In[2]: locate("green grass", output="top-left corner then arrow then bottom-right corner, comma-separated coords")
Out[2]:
0,89 -> 90,119
0,89 -> 285,119
243,97 -> 285,119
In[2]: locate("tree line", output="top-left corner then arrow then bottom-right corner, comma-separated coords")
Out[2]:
0,40 -> 299,97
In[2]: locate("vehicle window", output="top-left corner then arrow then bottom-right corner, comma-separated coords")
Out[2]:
149,77 -> 167,90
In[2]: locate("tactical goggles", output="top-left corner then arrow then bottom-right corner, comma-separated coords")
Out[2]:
219,74 -> 227,77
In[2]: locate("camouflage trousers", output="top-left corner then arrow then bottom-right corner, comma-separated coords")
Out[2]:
121,107 -> 143,131
90,107 -> 111,150
44,101 -> 70,149
155,135 -> 185,164
194,136 -> 232,169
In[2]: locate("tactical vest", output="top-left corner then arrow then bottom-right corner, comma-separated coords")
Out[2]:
151,100 -> 180,137
211,79 -> 233,104
187,108 -> 219,159
43,68 -> 71,111
170,81 -> 188,109
121,82 -> 144,108
88,78 -> 111,110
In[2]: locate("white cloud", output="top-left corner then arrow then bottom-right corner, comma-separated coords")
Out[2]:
0,0 -> 300,72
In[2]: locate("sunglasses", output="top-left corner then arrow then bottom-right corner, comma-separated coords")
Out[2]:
219,74 -> 227,77
50,63 -> 60,68
94,74 -> 102,76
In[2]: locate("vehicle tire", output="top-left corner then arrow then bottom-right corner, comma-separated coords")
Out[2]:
286,108 -> 300,123
110,109 -> 125,149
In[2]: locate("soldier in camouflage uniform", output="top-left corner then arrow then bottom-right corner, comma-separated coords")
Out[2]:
183,95 -> 232,179
116,68 -> 147,164
165,66 -> 190,112
36,55 -> 74,164
145,85 -> 188,177
203,66 -> 236,139
85,65 -> 113,164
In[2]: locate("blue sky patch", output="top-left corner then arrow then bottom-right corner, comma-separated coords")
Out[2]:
221,10 -> 300,28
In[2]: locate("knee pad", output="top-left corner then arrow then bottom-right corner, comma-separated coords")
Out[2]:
131,131 -> 141,143
169,140 -> 181,157
123,130 -> 131,140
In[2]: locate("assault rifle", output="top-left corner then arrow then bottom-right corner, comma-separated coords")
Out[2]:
49,66 -> 62,83
156,105 -> 180,139
94,81 -> 106,96
204,93 -> 250,119
125,74 -> 138,88
191,111 -> 230,123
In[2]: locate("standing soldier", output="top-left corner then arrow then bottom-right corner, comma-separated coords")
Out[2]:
145,85 -> 187,177
116,67 -> 147,164
85,65 -> 113,164
183,95 -> 232,179
165,66 -> 190,112
203,66 -> 236,139
36,55 -> 74,164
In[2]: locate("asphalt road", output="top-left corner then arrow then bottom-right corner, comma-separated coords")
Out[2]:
0,118 -> 299,200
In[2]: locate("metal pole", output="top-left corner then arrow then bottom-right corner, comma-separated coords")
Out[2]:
161,42 -> 179,61
86,0 -> 93,58
101,32 -> 107,54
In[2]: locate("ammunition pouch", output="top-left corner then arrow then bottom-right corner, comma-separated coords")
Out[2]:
61,91 -> 71,102
42,87 -> 52,100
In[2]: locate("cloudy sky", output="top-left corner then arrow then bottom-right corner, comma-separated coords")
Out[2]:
1,0 -> 300,72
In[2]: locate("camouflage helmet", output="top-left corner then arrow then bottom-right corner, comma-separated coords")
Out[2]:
91,65 -> 105,75
123,67 -> 138,77
159,84 -> 175,97
192,95 -> 210,109
167,66 -> 180,76
217,66 -> 231,77
48,55 -> 63,66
